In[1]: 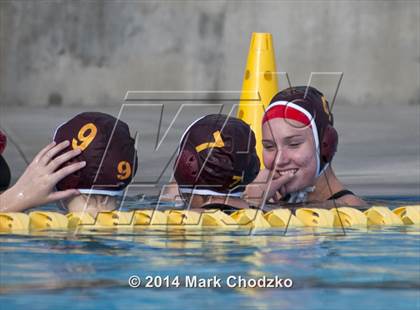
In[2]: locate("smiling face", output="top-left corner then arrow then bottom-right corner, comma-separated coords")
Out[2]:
262,118 -> 318,193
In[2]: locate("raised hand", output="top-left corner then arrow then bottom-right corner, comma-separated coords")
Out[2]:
244,168 -> 295,205
0,141 -> 86,212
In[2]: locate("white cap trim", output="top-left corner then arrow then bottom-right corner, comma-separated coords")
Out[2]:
178,115 -> 207,154
179,187 -> 242,198
78,188 -> 125,197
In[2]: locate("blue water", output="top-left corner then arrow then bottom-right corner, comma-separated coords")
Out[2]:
1,196 -> 419,310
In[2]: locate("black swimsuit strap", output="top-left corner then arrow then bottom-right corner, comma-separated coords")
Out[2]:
0,155 -> 11,191
328,189 -> 355,200
281,194 -> 291,202
200,203 -> 241,215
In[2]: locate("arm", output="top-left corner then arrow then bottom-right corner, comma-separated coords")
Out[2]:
0,141 -> 85,212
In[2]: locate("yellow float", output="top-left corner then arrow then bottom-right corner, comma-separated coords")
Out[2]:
0,206 -> 418,233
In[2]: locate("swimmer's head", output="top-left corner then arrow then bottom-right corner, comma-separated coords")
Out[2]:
262,86 -> 338,192
174,114 -> 260,202
0,129 -> 11,191
53,112 -> 138,198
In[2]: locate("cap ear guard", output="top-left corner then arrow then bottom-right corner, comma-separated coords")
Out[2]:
174,147 -> 200,186
0,155 -> 11,191
0,130 -> 6,155
320,125 -> 338,163
243,152 -> 260,185
0,131 -> 11,190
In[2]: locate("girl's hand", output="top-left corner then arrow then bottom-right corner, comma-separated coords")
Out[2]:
0,141 -> 86,212
244,168 -> 294,206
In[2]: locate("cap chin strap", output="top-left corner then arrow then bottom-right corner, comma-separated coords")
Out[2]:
286,163 -> 329,203
317,162 -> 329,178
287,186 -> 315,203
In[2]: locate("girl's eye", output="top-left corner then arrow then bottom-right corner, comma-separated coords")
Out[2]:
289,142 -> 302,148
263,143 -> 276,150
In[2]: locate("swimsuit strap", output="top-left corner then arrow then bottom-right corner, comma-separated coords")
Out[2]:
328,189 -> 355,200
281,194 -> 291,202
0,155 -> 11,191
200,203 -> 240,215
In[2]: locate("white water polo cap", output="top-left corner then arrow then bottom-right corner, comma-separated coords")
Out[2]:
262,86 -> 338,202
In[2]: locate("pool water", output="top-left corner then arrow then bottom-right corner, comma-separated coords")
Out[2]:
1,196 -> 419,310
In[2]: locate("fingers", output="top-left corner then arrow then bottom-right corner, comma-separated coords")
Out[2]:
48,189 -> 80,203
47,147 -> 82,172
271,173 -> 295,188
33,141 -> 56,163
265,173 -> 294,200
52,160 -> 86,183
40,140 -> 71,166
268,191 -> 282,203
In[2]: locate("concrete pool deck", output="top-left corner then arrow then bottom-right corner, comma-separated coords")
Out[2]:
1,103 -> 419,197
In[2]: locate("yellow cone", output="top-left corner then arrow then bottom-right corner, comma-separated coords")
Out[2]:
237,33 -> 279,168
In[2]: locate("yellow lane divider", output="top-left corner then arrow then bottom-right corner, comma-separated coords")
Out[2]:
1,206 -> 419,233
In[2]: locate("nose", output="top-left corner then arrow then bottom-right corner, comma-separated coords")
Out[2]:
274,147 -> 291,168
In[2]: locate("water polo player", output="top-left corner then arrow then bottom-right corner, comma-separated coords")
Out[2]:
53,112 -> 138,216
246,86 -> 367,206
173,114 -> 260,213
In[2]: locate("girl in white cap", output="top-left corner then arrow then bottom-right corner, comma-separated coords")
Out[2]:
246,86 -> 367,207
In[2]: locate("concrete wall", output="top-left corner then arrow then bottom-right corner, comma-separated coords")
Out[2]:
0,1 -> 418,107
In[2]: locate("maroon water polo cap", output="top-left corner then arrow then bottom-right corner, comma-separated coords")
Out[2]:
174,114 -> 260,197
0,129 -> 6,155
263,86 -> 338,176
53,112 -> 138,196
0,129 -> 11,191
